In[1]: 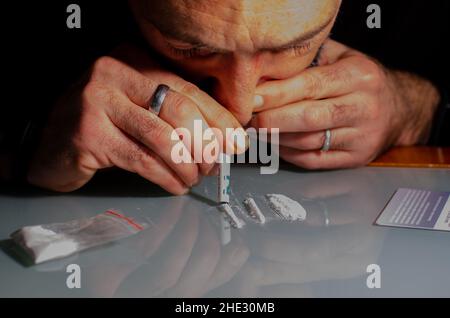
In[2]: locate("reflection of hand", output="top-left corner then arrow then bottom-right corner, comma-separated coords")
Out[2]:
86,197 -> 249,297
28,45 -> 246,194
227,224 -> 381,297
226,170 -> 387,296
256,168 -> 385,227
251,39 -> 439,169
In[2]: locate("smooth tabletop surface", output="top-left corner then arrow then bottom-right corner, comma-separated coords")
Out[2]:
0,165 -> 449,297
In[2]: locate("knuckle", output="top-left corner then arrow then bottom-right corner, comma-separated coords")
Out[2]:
140,152 -> 158,172
320,66 -> 340,83
328,101 -> 348,124
168,93 -> 197,120
124,143 -> 145,164
303,108 -> 321,128
275,86 -> 289,102
214,109 -> 236,128
127,108 -> 169,145
304,73 -> 323,97
93,56 -> 119,72
359,59 -> 385,88
91,56 -> 120,79
82,81 -> 118,110
178,82 -> 201,98
81,81 -> 103,103
141,116 -> 168,142
334,64 -> 355,86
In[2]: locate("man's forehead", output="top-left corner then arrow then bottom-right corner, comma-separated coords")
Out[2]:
145,0 -> 339,51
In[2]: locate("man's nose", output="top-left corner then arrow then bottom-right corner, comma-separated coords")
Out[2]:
210,54 -> 263,126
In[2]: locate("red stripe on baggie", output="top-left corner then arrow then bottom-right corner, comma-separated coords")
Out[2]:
105,210 -> 144,231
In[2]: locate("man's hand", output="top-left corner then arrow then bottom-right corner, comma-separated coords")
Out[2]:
27,45 -> 246,193
251,39 -> 440,169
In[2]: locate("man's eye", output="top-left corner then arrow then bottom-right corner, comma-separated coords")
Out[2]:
284,42 -> 312,57
168,46 -> 215,58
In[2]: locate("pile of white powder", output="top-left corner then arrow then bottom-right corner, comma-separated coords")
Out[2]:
265,194 -> 307,222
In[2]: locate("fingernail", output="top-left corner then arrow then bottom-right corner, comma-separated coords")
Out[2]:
178,187 -> 190,195
253,95 -> 264,109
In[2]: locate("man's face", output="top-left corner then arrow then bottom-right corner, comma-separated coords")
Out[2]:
130,0 -> 341,125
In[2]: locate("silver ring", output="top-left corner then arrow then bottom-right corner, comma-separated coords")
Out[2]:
321,129 -> 332,152
149,84 -> 170,115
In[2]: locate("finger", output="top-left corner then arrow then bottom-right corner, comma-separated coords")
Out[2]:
130,197 -> 187,259
162,217 -> 221,297
117,69 -> 244,158
106,92 -> 199,187
248,225 -> 353,265
251,95 -> 362,133
111,45 -> 248,155
279,146 -> 360,170
319,38 -> 357,64
203,234 -> 250,293
105,124 -> 190,195
171,82 -> 249,155
117,211 -> 200,297
112,71 -> 220,174
277,128 -> 358,151
158,93 -> 220,175
254,59 -> 364,111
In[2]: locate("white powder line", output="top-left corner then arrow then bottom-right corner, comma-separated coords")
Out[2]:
243,197 -> 266,224
218,203 -> 245,229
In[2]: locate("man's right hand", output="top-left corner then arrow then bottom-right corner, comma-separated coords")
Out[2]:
27,45 -> 247,194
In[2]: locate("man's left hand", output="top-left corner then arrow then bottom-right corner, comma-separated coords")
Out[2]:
251,39 -> 440,169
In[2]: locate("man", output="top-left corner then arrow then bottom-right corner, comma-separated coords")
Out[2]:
1,0 -> 449,194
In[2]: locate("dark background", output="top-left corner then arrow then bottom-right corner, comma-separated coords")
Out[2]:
2,0 -> 449,152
